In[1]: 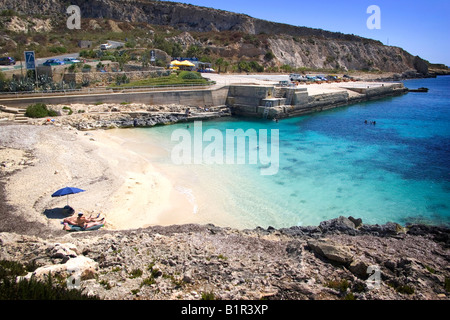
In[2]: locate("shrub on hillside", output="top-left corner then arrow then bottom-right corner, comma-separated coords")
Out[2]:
0,259 -> 98,300
25,103 -> 58,118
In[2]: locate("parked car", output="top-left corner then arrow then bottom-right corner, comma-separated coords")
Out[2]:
100,43 -> 112,50
63,57 -> 81,64
327,75 -> 338,81
0,57 -> 16,65
43,59 -> 64,66
290,73 -> 307,82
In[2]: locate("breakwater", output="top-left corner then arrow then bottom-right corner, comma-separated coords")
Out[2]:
227,82 -> 408,119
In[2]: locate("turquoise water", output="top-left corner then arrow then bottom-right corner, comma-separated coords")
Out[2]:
132,76 -> 450,229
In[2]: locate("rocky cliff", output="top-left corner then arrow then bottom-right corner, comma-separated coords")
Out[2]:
1,217 -> 449,300
0,0 -> 370,40
0,0 -> 440,74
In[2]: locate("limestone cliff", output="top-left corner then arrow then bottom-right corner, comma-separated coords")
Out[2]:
0,0 -> 439,73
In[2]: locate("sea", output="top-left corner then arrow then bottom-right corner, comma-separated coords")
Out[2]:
113,76 -> 450,229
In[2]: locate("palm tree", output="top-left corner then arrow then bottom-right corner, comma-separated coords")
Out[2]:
215,58 -> 224,73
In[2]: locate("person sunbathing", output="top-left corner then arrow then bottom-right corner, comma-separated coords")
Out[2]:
63,213 -> 104,228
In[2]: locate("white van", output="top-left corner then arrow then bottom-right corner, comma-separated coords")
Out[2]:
100,43 -> 112,50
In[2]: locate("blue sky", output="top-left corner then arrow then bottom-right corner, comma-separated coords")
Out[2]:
164,0 -> 450,66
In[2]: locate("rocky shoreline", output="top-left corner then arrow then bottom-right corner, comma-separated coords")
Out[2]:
24,103 -> 232,131
1,209 -> 449,300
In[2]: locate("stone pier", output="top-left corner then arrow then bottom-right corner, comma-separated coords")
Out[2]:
228,82 -> 408,119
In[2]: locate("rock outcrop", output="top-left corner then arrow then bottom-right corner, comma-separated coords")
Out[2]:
25,103 -> 232,130
0,217 -> 449,300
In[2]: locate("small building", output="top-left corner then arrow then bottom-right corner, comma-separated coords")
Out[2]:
78,40 -> 93,49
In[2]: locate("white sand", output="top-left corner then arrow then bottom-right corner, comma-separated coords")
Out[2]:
1,124 -> 197,231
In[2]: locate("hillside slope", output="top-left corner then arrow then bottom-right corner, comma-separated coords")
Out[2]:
0,0 -> 442,74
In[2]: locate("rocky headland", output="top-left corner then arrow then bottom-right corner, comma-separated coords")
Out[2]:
0,216 -> 449,300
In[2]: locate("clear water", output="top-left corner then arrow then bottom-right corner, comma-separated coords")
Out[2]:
118,76 -> 450,229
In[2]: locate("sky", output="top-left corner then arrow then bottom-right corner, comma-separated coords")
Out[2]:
164,0 -> 450,66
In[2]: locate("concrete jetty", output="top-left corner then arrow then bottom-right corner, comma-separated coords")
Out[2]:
227,81 -> 408,119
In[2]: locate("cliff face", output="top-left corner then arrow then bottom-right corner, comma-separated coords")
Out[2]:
268,37 -> 416,72
0,0 -> 431,73
0,0 -> 367,40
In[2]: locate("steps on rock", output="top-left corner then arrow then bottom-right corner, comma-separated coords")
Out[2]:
14,116 -> 29,123
0,106 -> 29,123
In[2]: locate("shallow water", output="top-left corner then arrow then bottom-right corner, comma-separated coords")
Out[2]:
116,76 -> 450,229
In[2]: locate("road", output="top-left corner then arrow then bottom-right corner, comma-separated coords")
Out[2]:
1,39 -> 125,71
35,53 -> 81,66
0,53 -> 81,71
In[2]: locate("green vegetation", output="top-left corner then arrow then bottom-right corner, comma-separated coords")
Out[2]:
129,268 -> 143,279
49,46 -> 67,54
153,34 -> 183,57
344,293 -> 356,300
25,103 -> 58,118
62,106 -> 73,115
201,291 -> 216,300
425,265 -> 436,274
0,260 -> 98,300
111,72 -> 209,88
179,71 -> 203,80
264,51 -> 275,61
236,61 -> 264,73
0,72 -> 69,93
395,285 -> 415,295
99,279 -> 112,290
388,282 -> 415,295
326,279 -> 350,293
139,262 -> 162,287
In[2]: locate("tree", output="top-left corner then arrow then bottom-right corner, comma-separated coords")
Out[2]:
171,43 -> 184,58
116,52 -> 130,70
264,51 -> 275,61
215,58 -> 224,73
186,45 -> 202,58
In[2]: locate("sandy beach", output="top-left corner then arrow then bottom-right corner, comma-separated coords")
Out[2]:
0,123 -> 203,232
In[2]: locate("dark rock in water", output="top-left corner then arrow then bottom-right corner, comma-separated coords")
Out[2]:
406,224 -> 450,247
408,87 -> 429,92
280,225 -> 321,237
348,216 -> 363,228
359,222 -> 404,237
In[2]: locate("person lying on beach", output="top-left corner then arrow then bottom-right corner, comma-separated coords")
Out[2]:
63,213 -> 105,231
63,213 -> 104,228
63,220 -> 105,231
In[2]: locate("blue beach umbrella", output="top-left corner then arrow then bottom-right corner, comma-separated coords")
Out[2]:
51,187 -> 86,206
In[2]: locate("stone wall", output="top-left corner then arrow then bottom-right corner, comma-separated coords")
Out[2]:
0,86 -> 230,108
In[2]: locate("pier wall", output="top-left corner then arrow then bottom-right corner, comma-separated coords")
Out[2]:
0,87 -> 230,108
229,83 -> 408,119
